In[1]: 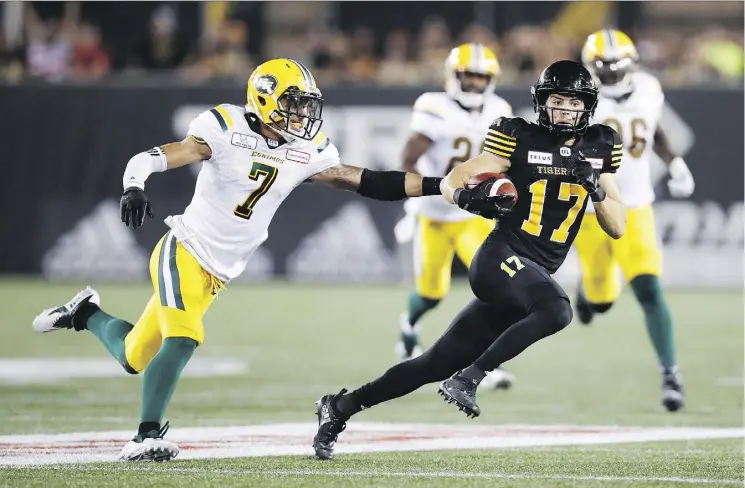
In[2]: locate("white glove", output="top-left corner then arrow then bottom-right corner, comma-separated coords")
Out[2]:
394,199 -> 419,244
667,157 -> 695,198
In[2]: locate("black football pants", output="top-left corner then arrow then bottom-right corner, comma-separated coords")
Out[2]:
350,233 -> 573,410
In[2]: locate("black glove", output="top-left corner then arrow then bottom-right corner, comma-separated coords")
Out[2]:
454,179 -> 514,220
571,153 -> 606,202
120,187 -> 154,229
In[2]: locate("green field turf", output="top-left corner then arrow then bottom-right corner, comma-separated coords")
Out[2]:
0,279 -> 742,487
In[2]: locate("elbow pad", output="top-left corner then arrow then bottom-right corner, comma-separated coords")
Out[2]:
123,147 -> 167,190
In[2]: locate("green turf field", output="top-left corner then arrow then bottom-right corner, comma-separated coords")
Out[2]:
0,279 -> 742,487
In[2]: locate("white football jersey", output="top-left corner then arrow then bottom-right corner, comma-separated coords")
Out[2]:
409,92 -> 513,221
165,104 -> 340,282
590,71 -> 665,210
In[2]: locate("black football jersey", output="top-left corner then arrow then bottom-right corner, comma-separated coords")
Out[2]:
483,117 -> 622,273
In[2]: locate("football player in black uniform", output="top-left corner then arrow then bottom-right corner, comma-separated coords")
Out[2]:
312,60 -> 627,460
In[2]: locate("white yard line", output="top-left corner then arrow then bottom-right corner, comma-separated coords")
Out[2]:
19,465 -> 742,485
0,423 -> 742,467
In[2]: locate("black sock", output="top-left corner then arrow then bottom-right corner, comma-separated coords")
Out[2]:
591,302 -> 613,314
138,421 -> 160,435
460,364 -> 486,382
335,394 -> 361,417
474,299 -> 572,372
72,302 -> 101,331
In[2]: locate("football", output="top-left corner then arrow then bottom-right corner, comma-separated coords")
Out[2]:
466,172 -> 518,208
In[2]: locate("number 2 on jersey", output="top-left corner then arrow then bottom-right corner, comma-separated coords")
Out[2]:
234,162 -> 278,220
447,137 -> 486,172
521,180 -> 588,244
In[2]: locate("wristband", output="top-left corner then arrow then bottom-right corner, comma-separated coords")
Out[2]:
421,177 -> 443,196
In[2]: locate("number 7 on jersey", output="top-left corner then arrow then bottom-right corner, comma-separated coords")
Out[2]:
234,162 -> 278,220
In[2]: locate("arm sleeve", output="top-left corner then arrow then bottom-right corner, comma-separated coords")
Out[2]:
409,94 -> 447,141
483,116 -> 520,159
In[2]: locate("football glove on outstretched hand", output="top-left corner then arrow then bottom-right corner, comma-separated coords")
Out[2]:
454,178 -> 514,220
120,187 -> 154,229
571,153 -> 606,202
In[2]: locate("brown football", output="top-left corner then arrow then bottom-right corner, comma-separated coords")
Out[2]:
466,172 -> 518,208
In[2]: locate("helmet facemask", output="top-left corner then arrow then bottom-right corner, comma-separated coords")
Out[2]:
533,89 -> 598,136
267,88 -> 323,141
454,71 -> 492,107
587,57 -> 636,97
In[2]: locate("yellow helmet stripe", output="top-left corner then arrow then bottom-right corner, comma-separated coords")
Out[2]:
593,31 -> 606,58
289,58 -> 316,89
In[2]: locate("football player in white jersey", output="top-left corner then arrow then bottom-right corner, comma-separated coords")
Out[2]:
31,58 -> 445,461
575,30 -> 695,412
394,43 -> 515,390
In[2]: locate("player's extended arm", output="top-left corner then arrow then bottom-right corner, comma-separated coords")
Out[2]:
400,133 -> 433,174
441,151 -> 511,204
593,173 -> 627,239
120,137 -> 212,229
654,126 -> 694,198
122,137 -> 211,190
310,164 -> 442,200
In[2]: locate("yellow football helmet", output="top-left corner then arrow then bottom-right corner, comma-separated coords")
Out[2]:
581,29 -> 639,96
444,43 -> 500,108
246,58 -> 323,141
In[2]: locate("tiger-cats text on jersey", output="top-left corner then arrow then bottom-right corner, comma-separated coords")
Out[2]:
484,116 -> 621,273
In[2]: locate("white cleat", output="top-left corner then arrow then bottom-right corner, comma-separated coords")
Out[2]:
118,438 -> 180,462
118,422 -> 179,462
479,368 -> 516,391
32,286 -> 100,333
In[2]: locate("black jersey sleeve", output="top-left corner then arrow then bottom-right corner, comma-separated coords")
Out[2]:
484,117 -> 525,159
598,124 -> 623,174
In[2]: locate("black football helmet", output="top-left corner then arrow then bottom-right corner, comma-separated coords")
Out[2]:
531,60 -> 599,136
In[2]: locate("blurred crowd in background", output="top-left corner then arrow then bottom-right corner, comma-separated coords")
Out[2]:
1,1 -> 742,86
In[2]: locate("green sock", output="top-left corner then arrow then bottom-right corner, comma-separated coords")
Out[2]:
141,337 -> 197,423
630,274 -> 676,369
407,292 -> 440,326
85,310 -> 134,370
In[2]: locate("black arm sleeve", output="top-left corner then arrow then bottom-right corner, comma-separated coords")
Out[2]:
356,169 -> 442,201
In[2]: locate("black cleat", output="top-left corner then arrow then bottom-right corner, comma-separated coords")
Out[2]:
438,371 -> 481,418
575,284 -> 595,325
313,389 -> 349,460
662,370 -> 685,412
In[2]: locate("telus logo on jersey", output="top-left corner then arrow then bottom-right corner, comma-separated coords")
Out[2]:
528,151 -> 553,165
286,149 -> 310,164
231,133 -> 258,150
